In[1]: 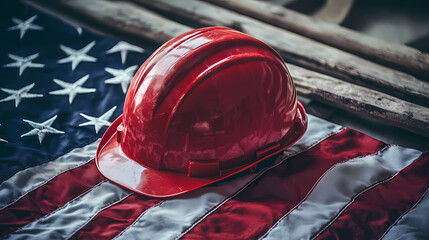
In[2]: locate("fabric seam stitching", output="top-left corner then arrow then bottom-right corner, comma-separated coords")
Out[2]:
112,200 -> 166,240
258,144 -> 392,240
65,192 -> 134,239
0,157 -> 95,211
176,126 -> 345,239
3,179 -> 108,238
311,152 -> 424,239
378,183 -> 429,240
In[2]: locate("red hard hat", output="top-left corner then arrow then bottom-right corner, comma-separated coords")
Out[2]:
96,27 -> 307,198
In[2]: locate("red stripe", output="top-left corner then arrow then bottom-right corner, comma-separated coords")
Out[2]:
68,194 -> 161,239
315,152 -> 429,240
182,129 -> 386,240
0,160 -> 104,237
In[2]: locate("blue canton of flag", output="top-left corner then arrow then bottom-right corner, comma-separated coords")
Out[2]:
0,0 -> 150,182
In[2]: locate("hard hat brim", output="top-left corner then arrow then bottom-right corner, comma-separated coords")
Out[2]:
96,101 -> 307,198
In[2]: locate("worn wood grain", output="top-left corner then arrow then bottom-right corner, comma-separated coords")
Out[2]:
135,0 -> 429,107
26,0 -> 429,136
205,0 -> 429,78
24,0 -> 192,47
289,64 -> 429,137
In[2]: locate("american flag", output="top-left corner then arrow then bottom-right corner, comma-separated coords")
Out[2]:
1,1 -> 428,239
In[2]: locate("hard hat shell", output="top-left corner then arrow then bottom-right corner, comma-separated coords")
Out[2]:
96,27 -> 307,198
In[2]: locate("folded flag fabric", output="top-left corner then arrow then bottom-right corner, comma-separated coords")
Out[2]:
0,1 -> 428,239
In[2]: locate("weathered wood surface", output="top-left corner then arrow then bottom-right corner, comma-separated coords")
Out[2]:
136,0 -> 429,107
290,64 -> 429,137
205,0 -> 429,78
24,0 -> 192,47
25,0 -> 429,136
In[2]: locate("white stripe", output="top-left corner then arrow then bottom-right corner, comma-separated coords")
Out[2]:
283,114 -> 343,156
0,139 -> 100,210
175,115 -> 344,239
113,115 -> 343,240
5,180 -> 130,240
114,173 -> 258,240
381,187 -> 429,240
261,146 -> 422,240
0,115 -> 337,212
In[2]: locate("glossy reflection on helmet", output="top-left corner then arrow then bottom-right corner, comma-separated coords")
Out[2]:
96,27 -> 307,198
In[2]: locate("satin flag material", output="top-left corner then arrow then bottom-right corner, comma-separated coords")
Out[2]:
1,1 -> 428,239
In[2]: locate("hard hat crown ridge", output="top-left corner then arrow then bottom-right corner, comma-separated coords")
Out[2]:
96,27 -> 307,198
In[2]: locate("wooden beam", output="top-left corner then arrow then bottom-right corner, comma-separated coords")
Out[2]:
205,0 -> 429,79
289,64 -> 429,137
24,0 -> 192,48
135,0 -> 429,107
25,0 -> 429,136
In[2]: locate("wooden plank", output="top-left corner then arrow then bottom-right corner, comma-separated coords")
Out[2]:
289,64 -> 429,137
24,0 -> 192,48
205,0 -> 429,78
135,0 -> 429,107
25,0 -> 429,136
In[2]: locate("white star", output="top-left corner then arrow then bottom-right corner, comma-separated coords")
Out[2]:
104,65 -> 138,93
57,41 -> 97,70
3,53 -> 44,76
49,74 -> 96,104
0,124 -> 7,143
73,25 -> 82,35
21,115 -> 64,144
8,15 -> 43,40
106,41 -> 144,64
79,106 -> 117,133
0,83 -> 43,107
